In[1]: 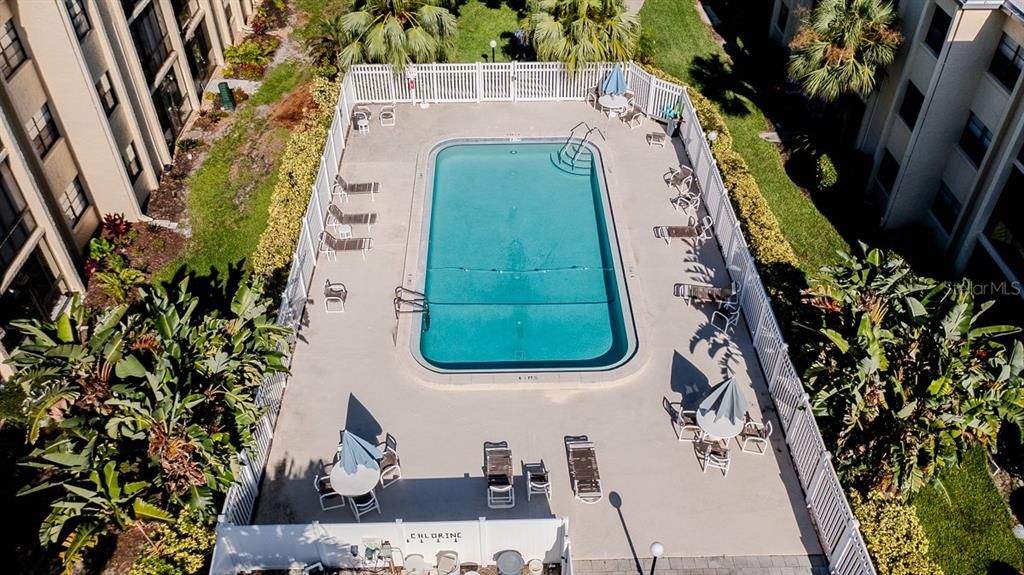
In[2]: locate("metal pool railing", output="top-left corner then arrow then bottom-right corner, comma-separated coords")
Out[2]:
214,62 -> 876,575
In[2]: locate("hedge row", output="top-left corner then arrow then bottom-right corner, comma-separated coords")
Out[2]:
252,77 -> 340,276
640,64 -> 799,269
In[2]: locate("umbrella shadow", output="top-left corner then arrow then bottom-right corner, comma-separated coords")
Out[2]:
344,394 -> 383,442
669,350 -> 710,410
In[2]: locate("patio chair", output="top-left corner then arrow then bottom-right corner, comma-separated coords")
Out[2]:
663,397 -> 703,442
664,165 -> 695,193
585,88 -> 599,109
485,441 -> 515,509
303,562 -> 326,575
313,466 -> 345,511
348,489 -> 381,522
739,419 -> 773,455
324,279 -> 347,313
624,89 -> 636,108
331,174 -> 381,203
620,107 -> 643,129
325,204 -> 354,238
436,551 -> 459,575
352,105 -> 371,122
566,437 -> 602,504
380,105 -> 396,126
319,231 -> 373,261
647,132 -> 667,147
524,461 -> 551,501
718,280 -> 741,311
378,433 -> 402,489
696,438 -> 731,477
670,190 -> 701,213
711,306 -> 740,334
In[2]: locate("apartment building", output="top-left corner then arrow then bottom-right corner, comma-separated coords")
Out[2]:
0,0 -> 255,375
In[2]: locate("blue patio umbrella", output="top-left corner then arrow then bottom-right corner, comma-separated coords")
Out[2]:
340,429 -> 383,474
601,63 -> 627,95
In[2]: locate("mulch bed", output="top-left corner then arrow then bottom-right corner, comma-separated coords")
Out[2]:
83,224 -> 186,309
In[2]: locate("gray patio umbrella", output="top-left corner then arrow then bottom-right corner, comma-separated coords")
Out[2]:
330,430 -> 383,496
696,377 -> 748,439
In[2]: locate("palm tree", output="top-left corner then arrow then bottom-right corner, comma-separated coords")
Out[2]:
523,0 -> 639,69
788,0 -> 902,102
320,0 -> 457,69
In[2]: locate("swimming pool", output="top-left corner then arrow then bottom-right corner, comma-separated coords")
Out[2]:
415,139 -> 636,372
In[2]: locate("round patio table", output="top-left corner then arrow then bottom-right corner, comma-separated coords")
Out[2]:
598,94 -> 627,111
329,459 -> 381,496
497,550 -> 525,575
696,408 -> 745,441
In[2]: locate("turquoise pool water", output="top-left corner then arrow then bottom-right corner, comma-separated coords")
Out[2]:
418,140 -> 634,371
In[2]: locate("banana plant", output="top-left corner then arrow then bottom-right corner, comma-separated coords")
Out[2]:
804,247 -> 1024,493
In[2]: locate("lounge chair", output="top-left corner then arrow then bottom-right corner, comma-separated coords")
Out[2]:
324,279 -> 347,313
313,464 -> 345,511
525,461 -> 551,501
653,215 -> 712,245
331,174 -> 381,202
348,489 -> 381,522
620,107 -> 643,129
485,441 -> 515,509
380,105 -> 396,126
327,203 -> 378,234
664,165 -> 694,193
647,132 -> 667,147
378,433 -> 402,489
739,420 -> 773,454
663,397 -> 703,442
672,283 -> 733,307
696,439 -> 730,477
436,551 -> 459,575
566,437 -> 602,504
318,231 -> 373,261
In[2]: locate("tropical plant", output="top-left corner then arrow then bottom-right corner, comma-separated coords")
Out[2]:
315,0 -> 458,70
816,154 -> 839,193
850,491 -> 944,575
94,267 -> 146,303
788,0 -> 902,102
523,0 -> 639,69
804,246 -> 1024,493
8,279 -> 288,572
128,508 -> 215,575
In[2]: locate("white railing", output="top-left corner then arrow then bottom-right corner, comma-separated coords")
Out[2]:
214,62 -> 875,575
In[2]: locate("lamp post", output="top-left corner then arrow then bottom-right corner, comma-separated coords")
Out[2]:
490,39 -> 497,62
649,542 -> 664,575
707,130 -> 718,143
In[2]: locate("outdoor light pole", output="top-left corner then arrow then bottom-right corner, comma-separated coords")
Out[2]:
490,39 -> 497,62
649,542 -> 664,575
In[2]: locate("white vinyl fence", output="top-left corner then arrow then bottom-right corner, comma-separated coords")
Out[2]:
215,62 -> 875,575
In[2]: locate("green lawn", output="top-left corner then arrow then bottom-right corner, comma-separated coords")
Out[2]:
639,0 -> 847,272
453,0 -> 520,63
913,449 -> 1024,575
158,62 -> 310,281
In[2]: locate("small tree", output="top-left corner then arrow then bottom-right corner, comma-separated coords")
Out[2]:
803,247 -> 1024,493
523,0 -> 639,69
788,0 -> 902,102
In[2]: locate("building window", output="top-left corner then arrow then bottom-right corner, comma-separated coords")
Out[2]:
65,0 -> 91,40
931,181 -> 961,233
130,3 -> 171,83
959,112 -> 992,166
122,142 -> 142,182
990,34 -> 1024,91
0,164 -> 37,279
776,2 -> 790,33
924,6 -> 951,55
984,165 -> 1024,279
96,71 -> 118,115
0,20 -> 27,79
877,150 -> 900,193
26,104 -> 60,157
898,81 -> 924,128
0,246 -> 60,350
60,177 -> 89,227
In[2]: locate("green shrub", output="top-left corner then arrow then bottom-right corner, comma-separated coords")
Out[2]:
224,37 -> 276,68
94,267 -> 146,303
636,30 -> 657,66
252,77 -> 340,276
816,154 -> 838,193
850,491 -> 944,575
128,509 -> 216,575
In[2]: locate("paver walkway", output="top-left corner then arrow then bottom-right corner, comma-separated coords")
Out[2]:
574,555 -> 830,575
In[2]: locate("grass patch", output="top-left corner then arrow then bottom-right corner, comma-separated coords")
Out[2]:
157,62 -> 310,281
453,0 -> 520,63
638,0 -> 847,271
913,448 -> 1024,575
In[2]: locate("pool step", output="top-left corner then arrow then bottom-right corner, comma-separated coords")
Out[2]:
551,142 -> 593,175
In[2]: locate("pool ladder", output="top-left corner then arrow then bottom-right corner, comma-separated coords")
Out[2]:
555,122 -> 605,174
394,286 -> 428,319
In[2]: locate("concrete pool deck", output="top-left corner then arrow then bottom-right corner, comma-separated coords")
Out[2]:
254,102 -> 822,564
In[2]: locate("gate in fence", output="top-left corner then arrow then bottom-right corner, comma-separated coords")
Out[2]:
215,62 -> 875,575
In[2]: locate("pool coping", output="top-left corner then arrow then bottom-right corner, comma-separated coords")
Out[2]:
395,133 -> 654,390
